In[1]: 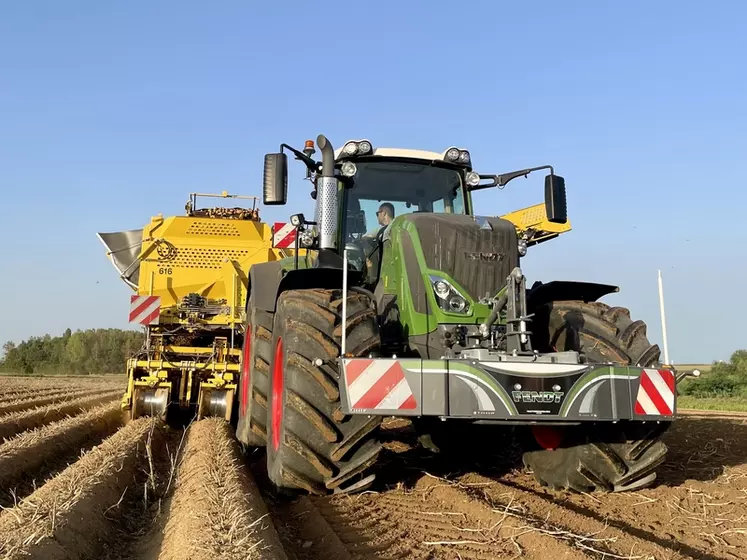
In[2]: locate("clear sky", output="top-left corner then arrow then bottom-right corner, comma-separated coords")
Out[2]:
1,1 -> 745,364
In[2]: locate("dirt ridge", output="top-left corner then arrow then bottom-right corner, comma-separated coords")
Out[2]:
152,418 -> 287,560
0,416 -> 159,560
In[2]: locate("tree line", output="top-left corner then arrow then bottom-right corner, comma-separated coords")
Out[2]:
2,327 -> 745,391
678,349 -> 747,398
1,328 -> 144,375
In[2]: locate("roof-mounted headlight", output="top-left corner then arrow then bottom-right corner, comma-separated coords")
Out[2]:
445,147 -> 470,164
341,140 -> 373,157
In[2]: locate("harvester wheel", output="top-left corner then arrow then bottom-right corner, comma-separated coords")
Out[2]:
131,386 -> 169,423
236,307 -> 274,447
524,300 -> 670,493
265,288 -> 383,495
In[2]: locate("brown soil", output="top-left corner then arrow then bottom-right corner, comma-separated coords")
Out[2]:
0,387 -> 118,416
1,377 -> 745,560
0,386 -> 96,403
0,416 -> 160,559
0,401 -> 123,503
142,418 -> 287,560
0,390 -> 121,441
257,415 -> 747,560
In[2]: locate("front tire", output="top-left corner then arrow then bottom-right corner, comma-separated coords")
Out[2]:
524,300 -> 670,493
265,288 -> 383,495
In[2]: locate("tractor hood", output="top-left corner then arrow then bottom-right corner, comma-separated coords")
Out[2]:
398,213 -> 519,301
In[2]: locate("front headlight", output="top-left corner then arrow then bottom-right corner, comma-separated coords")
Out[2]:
429,275 -> 470,314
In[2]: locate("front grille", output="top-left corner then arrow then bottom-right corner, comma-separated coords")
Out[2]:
402,214 -> 519,301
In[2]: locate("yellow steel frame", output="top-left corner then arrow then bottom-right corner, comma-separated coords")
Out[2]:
500,202 -> 572,246
122,335 -> 240,421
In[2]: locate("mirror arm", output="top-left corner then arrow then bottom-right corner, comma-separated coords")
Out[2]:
471,165 -> 555,191
280,143 -> 320,174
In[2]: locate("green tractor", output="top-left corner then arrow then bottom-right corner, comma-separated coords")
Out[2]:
236,134 -> 683,495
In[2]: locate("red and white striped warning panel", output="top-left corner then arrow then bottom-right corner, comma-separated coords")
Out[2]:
272,222 -> 296,249
129,295 -> 161,326
634,368 -> 675,416
343,359 -> 417,412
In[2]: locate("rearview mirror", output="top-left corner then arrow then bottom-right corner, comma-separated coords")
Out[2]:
263,153 -> 288,205
544,174 -> 567,224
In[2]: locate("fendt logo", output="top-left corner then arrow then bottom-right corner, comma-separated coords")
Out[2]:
512,390 -> 565,404
465,252 -> 505,262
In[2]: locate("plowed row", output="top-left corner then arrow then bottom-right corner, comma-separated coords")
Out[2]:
0,377 -> 285,560
2,377 -> 746,560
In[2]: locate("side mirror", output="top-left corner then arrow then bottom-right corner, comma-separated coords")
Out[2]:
263,153 -> 288,205
544,174 -> 567,224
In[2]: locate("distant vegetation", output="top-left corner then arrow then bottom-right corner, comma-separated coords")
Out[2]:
678,350 -> 747,399
0,328 -> 144,375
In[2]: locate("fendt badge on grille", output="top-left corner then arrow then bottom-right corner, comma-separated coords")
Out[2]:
465,252 -> 505,261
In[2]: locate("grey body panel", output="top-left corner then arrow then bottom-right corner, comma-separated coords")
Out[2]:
338,357 -> 676,422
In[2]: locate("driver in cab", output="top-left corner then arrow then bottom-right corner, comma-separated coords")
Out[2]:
364,202 -> 395,242
362,202 -> 394,276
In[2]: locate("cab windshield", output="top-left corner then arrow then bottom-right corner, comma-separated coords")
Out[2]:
342,160 -> 466,242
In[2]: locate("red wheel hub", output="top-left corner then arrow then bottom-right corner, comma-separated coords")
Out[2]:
271,337 -> 284,451
239,328 -> 252,417
532,426 -> 565,450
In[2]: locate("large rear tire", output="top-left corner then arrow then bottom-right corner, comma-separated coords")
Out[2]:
523,300 -> 670,493
236,306 -> 274,447
265,288 -> 383,495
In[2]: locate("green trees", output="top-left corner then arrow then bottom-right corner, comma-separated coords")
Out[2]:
679,350 -> 747,398
0,328 -> 144,375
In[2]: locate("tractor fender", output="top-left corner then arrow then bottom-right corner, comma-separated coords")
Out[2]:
248,259 -> 362,313
527,280 -> 619,309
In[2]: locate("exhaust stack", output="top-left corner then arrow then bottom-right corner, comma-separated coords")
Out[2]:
315,134 -> 338,250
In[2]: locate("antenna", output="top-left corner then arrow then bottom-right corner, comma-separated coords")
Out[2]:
657,270 -> 671,365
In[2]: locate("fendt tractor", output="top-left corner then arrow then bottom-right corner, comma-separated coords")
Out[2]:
236,134 -> 690,496
98,192 -> 300,422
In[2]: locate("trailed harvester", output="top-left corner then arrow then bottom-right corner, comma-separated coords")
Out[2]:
238,135 -> 697,496
98,192 -> 298,422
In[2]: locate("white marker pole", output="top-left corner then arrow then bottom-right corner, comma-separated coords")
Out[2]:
657,270 -> 671,365
341,248 -> 348,358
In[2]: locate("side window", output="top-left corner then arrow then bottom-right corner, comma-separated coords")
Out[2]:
360,199 -> 419,233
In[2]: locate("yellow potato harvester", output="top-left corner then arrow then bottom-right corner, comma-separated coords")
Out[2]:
98,192 -> 297,422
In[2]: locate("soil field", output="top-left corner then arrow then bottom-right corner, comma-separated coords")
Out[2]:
1,377 -> 745,560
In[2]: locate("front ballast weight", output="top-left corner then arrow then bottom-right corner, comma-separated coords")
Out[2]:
337,355 -> 679,422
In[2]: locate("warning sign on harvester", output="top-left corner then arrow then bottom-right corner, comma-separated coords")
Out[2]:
129,295 -> 161,326
272,222 -> 296,249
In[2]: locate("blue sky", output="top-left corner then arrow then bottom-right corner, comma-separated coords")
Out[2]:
1,1 -> 745,364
